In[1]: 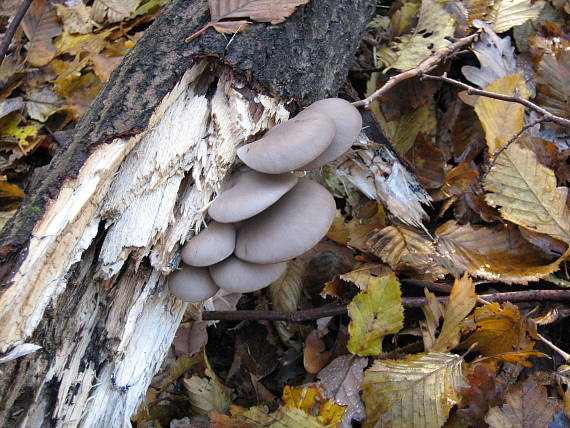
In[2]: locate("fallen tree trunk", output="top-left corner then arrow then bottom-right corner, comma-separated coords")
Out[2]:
0,0 -> 375,426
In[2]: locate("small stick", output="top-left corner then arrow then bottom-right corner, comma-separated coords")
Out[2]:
422,74 -> 570,129
200,289 -> 570,321
353,31 -> 481,108
0,0 -> 34,65
489,117 -> 547,167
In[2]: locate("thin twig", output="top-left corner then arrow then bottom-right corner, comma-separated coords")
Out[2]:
489,117 -> 547,167
537,333 -> 570,361
200,289 -> 570,321
422,74 -> 570,129
353,31 -> 481,108
0,0 -> 34,65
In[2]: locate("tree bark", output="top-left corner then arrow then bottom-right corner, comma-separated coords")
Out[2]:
0,0 -> 375,426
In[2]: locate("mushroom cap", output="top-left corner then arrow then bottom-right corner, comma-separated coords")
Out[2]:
181,222 -> 235,267
298,98 -> 362,169
209,256 -> 287,293
208,170 -> 298,223
168,265 -> 219,302
236,111 -> 335,174
235,178 -> 336,263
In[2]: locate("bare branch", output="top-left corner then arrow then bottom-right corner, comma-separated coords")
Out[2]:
353,31 -> 481,108
200,289 -> 570,321
422,74 -> 570,129
0,0 -> 34,65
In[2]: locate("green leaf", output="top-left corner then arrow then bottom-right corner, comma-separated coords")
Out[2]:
362,352 -> 465,428
347,273 -> 404,356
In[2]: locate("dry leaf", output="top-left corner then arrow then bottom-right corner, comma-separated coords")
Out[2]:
362,352 -> 465,428
269,259 -> 306,344
91,54 -> 123,82
462,27 -> 519,89
535,49 -> 570,121
282,384 -> 346,426
91,0 -> 141,23
184,357 -> 232,416
431,274 -> 476,353
485,376 -> 559,427
54,3 -> 96,35
377,0 -> 455,71
488,0 -> 544,33
485,144 -> 570,244
474,73 -> 530,154
21,0 -> 63,66
436,221 -> 564,284
421,288 -> 445,351
368,225 -> 448,279
406,134 -> 446,189
461,302 -> 535,358
188,0 -> 311,40
304,329 -> 332,374
318,355 -> 367,428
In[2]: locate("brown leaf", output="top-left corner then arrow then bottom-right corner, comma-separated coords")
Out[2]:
91,0 -> 141,24
91,54 -> 123,82
406,134 -> 446,189
318,355 -> 367,428
436,221 -> 563,284
21,0 -> 62,66
457,364 -> 504,428
54,3 -> 95,35
485,376 -> 559,428
536,49 -> 570,122
211,20 -> 251,34
304,328 -> 332,374
209,0 -> 310,24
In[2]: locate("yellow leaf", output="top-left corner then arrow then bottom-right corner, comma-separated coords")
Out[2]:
377,0 -> 455,71
488,0 -> 544,33
432,274 -> 476,352
282,384 -> 345,426
0,114 -> 38,144
230,404 -> 329,427
474,73 -> 530,153
436,221 -> 566,283
0,180 -> 25,199
340,264 -> 393,290
362,352 -> 465,428
461,302 -> 535,357
347,273 -> 404,356
484,143 -> 570,244
482,350 -> 549,367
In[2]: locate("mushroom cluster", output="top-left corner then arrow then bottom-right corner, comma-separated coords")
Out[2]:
169,98 -> 362,301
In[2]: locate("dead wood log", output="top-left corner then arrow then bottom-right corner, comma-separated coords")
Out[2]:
0,0 -> 375,426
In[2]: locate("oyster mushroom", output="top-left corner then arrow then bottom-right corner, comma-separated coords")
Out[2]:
168,265 -> 219,302
209,256 -> 287,293
299,98 -> 362,169
208,170 -> 298,223
181,222 -> 235,267
235,178 -> 336,264
236,111 -> 335,174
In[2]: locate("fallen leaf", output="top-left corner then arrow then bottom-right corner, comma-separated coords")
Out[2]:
487,0 -> 544,33
362,352 -> 465,428
436,221 -> 565,284
91,0 -> 141,23
485,143 -> 570,244
431,274 -> 476,352
318,355 -> 367,428
269,259 -> 306,344
304,328 -> 332,374
188,0 -> 311,40
54,3 -> 96,34
21,0 -> 62,66
457,364 -> 504,428
535,49 -> 570,121
91,54 -> 123,82
340,263 -> 393,290
0,98 -> 25,120
406,134 -> 446,189
282,385 -> 346,427
367,225 -> 448,279
462,27 -> 519,89
377,0 -> 455,71
25,87 -> 61,122
420,288 -> 445,351
461,302 -> 536,358
0,179 -> 25,199
347,273 -> 404,356
474,73 -> 530,154
485,376 -> 559,427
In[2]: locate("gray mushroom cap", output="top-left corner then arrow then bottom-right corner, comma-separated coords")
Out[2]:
168,265 -> 219,302
209,256 -> 287,293
298,98 -> 362,169
236,111 -> 335,174
208,170 -> 298,223
235,178 -> 336,264
181,222 -> 235,267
